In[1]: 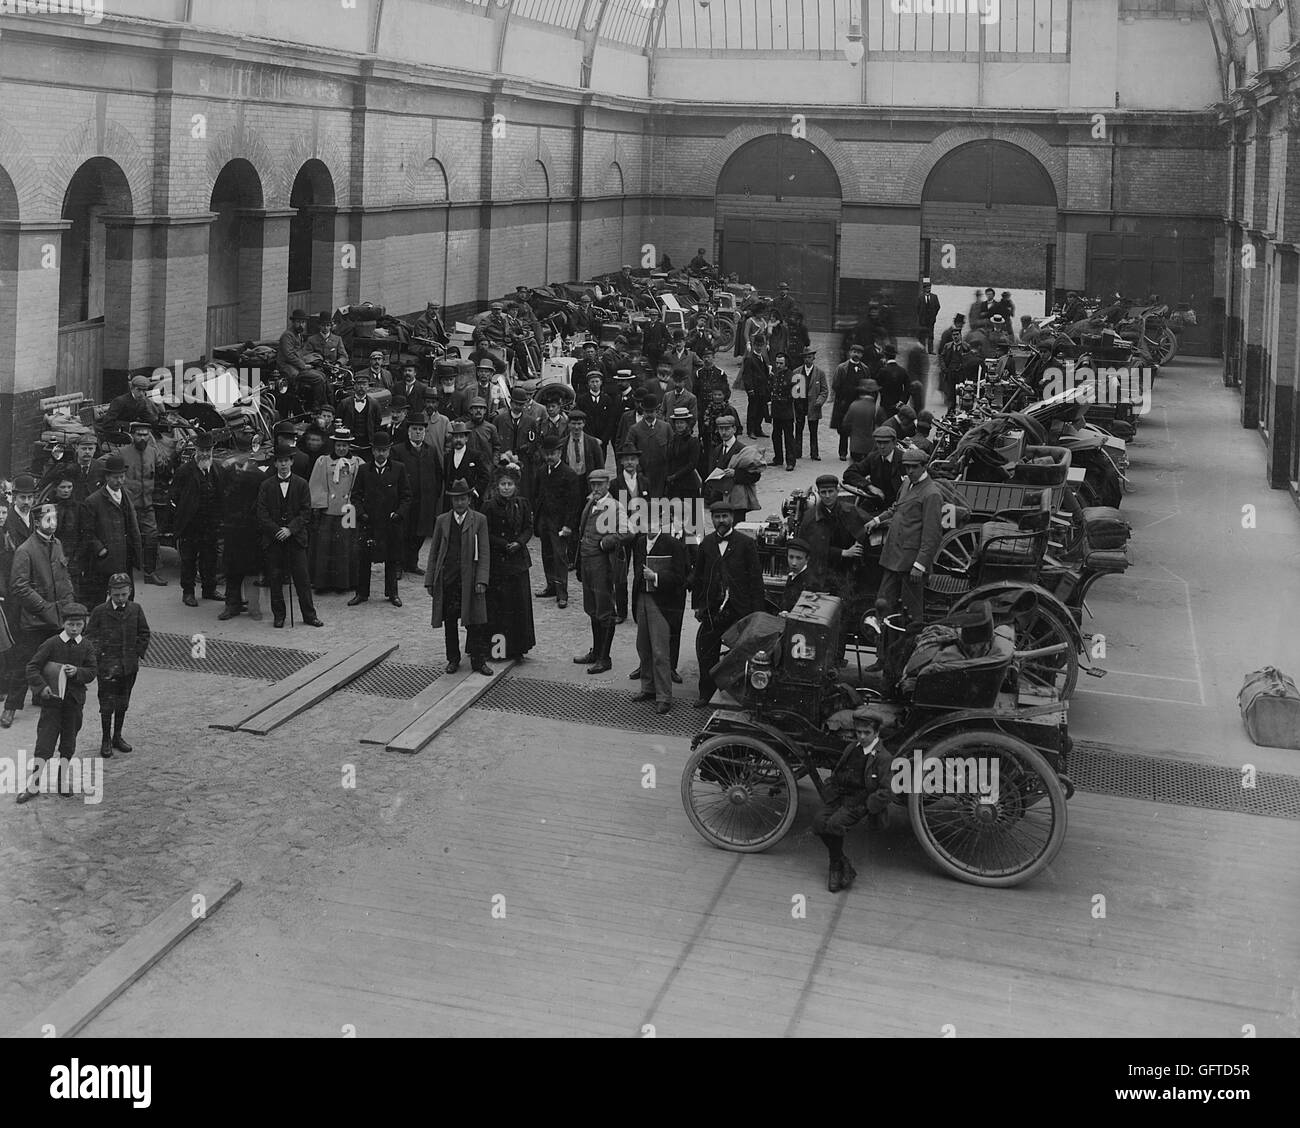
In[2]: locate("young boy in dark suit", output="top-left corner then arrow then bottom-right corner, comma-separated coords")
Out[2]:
85,572 -> 152,757
17,603 -> 96,803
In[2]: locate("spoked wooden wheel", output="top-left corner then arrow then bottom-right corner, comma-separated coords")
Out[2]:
932,526 -> 981,578
713,320 -> 736,350
681,735 -> 799,853
1015,605 -> 1079,700
908,731 -> 1068,887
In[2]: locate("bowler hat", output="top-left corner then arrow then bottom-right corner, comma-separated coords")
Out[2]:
291,308 -> 309,320
901,447 -> 929,465
193,431 -> 215,450
616,443 -> 642,460
509,387 -> 528,404
12,473 -> 37,492
104,455 -> 127,474
318,310 -> 333,324
446,478 -> 472,497
390,395 -> 408,409
372,431 -> 393,448
476,359 -> 496,370
61,603 -> 89,620
541,434 -> 563,451
406,412 -> 428,427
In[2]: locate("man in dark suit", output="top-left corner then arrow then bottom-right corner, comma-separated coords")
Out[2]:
639,307 -> 671,369
393,413 -> 442,575
831,343 -> 871,460
81,456 -> 143,607
775,537 -> 824,614
2,501 -> 75,729
875,346 -> 910,418
395,361 -> 429,419
256,451 -> 323,629
85,573 -> 151,757
691,501 -> 765,708
532,435 -> 582,609
844,426 -> 905,515
354,349 -> 394,394
798,474 -> 868,583
350,431 -> 412,607
627,393 -> 669,496
915,277 -> 942,353
170,430 -> 225,606
862,447 -> 943,623
576,373 -> 619,462
563,411 -> 605,491
573,470 -> 630,674
630,521 -> 687,713
101,374 -> 163,430
443,420 -> 490,511
338,373 -> 384,458
611,444 -> 652,622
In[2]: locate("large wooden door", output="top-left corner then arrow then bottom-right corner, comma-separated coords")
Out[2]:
721,217 -> 836,329
1086,232 -> 1214,355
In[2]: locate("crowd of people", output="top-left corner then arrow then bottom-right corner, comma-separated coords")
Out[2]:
1,267 -> 970,797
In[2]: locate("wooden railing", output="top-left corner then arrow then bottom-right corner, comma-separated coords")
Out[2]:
56,319 -> 104,402
206,302 -> 240,356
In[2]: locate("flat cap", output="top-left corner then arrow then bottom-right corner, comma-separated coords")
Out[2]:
815,474 -> 840,489
787,537 -> 812,554
873,425 -> 898,439
129,374 -> 154,390
107,573 -> 132,588
901,447 -> 929,465
587,468 -> 613,483
61,602 -> 89,620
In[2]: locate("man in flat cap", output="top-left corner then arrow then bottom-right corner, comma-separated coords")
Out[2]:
120,420 -> 166,587
102,373 -> 163,430
533,434 -> 583,609
862,446 -> 942,623
2,499 -> 75,730
170,430 -> 225,607
845,425 -> 905,514
573,468 -> 630,674
85,572 -> 151,758
798,473 -> 867,583
351,431 -> 411,608
356,348 -> 394,394
81,454 -> 143,608
426,477 -> 492,676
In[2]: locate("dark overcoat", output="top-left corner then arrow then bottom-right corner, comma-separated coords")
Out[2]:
425,509 -> 490,626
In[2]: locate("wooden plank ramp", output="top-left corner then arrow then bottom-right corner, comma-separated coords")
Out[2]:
239,642 -> 399,735
386,660 -> 515,755
360,673 -> 457,747
7,877 -> 241,1039
209,644 -> 366,731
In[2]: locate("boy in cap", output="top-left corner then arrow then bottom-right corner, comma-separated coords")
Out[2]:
810,706 -> 895,891
170,430 -> 225,607
85,573 -> 151,757
16,603 -> 96,803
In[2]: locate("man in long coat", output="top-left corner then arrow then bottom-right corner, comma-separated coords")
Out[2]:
81,455 -> 143,607
862,447 -> 943,623
393,412 -> 443,575
2,503 -> 75,728
350,431 -> 411,607
426,478 -> 492,675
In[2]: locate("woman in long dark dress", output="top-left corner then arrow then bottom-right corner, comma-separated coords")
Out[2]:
483,466 -> 536,661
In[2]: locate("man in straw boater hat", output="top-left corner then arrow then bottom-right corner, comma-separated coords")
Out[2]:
425,477 -> 493,676
15,602 -> 96,804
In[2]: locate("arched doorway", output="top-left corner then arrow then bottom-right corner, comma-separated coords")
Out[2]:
288,159 -> 336,318
208,159 -> 264,353
717,135 -> 842,328
59,158 -> 132,400
920,140 -> 1058,309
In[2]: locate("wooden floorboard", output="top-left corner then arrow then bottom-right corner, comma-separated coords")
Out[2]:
240,642 -> 399,735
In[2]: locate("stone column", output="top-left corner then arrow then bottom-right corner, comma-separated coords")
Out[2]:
1240,230 -> 1267,430
0,219 -> 71,471
1266,247 -> 1297,489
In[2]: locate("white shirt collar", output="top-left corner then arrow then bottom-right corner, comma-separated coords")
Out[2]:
59,630 -> 82,644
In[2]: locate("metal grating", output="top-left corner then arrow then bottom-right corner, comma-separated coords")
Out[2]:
339,662 -> 443,699
142,632 -> 323,682
474,678 -> 1300,821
